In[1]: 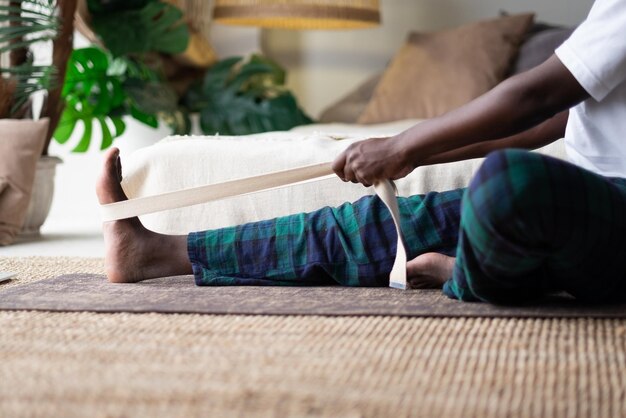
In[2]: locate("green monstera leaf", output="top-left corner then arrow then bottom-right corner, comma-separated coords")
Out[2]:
91,1 -> 189,57
53,47 -> 127,152
183,55 -> 313,136
54,47 -> 192,152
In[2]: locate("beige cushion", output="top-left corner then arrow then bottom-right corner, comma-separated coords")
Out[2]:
319,74 -> 382,124
358,13 -> 534,124
0,118 -> 48,245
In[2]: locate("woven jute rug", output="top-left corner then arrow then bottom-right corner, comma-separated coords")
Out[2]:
1,257 -> 626,418
3,272 -> 626,318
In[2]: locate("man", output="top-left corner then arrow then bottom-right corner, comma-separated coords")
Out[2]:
98,0 -> 626,304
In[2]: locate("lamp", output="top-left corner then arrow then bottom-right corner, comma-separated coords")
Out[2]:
213,0 -> 380,30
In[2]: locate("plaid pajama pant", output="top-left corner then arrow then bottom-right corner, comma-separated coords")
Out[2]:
188,149 -> 626,304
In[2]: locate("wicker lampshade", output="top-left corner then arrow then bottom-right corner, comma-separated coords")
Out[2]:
213,0 -> 380,30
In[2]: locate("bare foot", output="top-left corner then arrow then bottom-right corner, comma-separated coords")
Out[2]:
406,252 -> 455,289
96,147 -> 192,283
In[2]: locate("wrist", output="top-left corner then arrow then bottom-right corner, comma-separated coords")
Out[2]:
392,130 -> 423,168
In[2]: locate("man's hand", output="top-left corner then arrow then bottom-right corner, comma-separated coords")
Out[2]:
332,136 -> 414,187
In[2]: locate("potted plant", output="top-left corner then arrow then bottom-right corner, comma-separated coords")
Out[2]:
55,0 -> 314,151
53,0 -> 197,152
0,0 -> 77,242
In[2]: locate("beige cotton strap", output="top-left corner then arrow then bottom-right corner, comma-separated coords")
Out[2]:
100,162 -> 407,289
374,181 -> 408,290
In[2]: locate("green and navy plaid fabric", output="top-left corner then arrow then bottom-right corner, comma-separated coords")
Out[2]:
188,188 -> 464,287
188,149 -> 626,304
446,149 -> 626,304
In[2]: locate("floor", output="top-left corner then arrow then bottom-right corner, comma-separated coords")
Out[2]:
1,228 -> 104,257
2,256 -> 626,418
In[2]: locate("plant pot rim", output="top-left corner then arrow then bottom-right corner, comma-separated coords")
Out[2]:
0,117 -> 50,125
36,155 -> 63,170
39,155 -> 63,163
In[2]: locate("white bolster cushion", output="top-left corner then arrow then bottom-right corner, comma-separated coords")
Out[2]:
120,120 -> 567,235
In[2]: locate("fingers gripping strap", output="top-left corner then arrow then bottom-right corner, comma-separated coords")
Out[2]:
100,163 -> 407,290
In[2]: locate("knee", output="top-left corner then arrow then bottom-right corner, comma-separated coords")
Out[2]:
466,149 -> 550,223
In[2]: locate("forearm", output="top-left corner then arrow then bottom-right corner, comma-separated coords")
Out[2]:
420,110 -> 569,165
394,55 -> 586,167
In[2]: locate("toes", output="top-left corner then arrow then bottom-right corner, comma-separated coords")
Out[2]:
104,147 -> 120,179
406,252 -> 455,285
96,147 -> 128,204
408,275 -> 443,289
406,254 -> 434,278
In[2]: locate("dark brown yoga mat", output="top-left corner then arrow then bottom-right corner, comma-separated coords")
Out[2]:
1,274 -> 626,318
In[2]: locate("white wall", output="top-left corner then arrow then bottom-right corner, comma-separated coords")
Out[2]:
256,0 -> 594,118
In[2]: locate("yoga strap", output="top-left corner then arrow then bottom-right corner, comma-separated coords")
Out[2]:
100,162 -> 407,290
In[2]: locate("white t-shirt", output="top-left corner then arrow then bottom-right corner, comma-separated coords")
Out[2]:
555,0 -> 626,178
